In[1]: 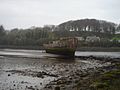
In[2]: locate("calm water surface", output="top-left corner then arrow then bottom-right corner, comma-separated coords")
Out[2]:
76,51 -> 120,58
0,49 -> 120,58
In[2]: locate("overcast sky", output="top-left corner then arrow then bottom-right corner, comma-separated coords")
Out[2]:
0,0 -> 120,30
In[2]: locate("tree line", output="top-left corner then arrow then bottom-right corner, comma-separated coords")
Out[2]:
0,19 -> 120,48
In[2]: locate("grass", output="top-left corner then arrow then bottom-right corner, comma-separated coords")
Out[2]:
75,63 -> 120,90
90,70 -> 120,90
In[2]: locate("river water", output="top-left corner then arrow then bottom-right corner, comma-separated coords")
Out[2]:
0,49 -> 120,58
0,49 -> 120,90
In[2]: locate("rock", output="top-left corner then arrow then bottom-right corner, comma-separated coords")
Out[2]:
8,74 -> 11,76
27,86 -> 35,90
54,86 -> 60,90
36,72 -> 44,78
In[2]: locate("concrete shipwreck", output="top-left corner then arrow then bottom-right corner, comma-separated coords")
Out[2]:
43,37 -> 78,57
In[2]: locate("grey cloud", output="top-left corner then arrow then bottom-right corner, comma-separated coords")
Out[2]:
0,0 -> 120,29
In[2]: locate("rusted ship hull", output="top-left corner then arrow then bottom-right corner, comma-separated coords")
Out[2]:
43,37 -> 78,57
45,48 -> 76,57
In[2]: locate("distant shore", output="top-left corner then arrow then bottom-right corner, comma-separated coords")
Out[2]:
0,45 -> 120,52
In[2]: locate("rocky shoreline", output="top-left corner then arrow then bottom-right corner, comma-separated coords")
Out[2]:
43,56 -> 120,90
0,55 -> 120,90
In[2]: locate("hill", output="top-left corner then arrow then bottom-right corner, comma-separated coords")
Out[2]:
0,18 -> 120,48
54,19 -> 119,38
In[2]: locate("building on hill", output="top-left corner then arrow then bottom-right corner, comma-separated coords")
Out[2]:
86,36 -> 100,42
76,37 -> 84,41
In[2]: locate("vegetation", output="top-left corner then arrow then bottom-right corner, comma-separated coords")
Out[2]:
0,19 -> 120,49
55,19 -> 117,35
75,61 -> 120,90
0,26 -> 53,47
90,63 -> 120,90
90,70 -> 120,90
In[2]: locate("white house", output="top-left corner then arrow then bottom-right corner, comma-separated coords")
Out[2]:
76,37 -> 84,41
86,36 -> 100,42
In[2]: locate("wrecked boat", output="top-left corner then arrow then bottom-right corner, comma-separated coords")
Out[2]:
43,37 -> 78,57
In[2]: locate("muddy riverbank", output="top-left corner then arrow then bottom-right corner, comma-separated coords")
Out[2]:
0,49 -> 120,90
0,56 -> 118,90
43,56 -> 120,90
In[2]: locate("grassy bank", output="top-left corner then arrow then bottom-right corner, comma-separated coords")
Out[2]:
90,69 -> 120,90
76,61 -> 120,90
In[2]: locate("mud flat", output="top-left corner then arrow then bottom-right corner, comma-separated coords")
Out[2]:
0,49 -> 120,90
44,56 -> 120,90
0,56 -> 113,90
